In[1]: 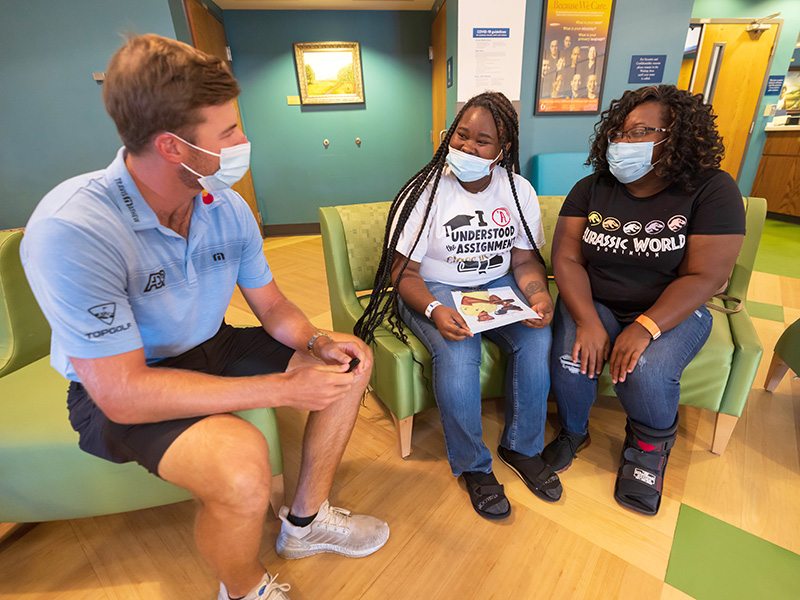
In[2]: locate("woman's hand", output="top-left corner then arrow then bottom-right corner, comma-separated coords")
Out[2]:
523,292 -> 553,328
431,305 -> 474,341
608,323 -> 651,384
572,321 -> 611,378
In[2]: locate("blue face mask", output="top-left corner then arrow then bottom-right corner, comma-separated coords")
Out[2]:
606,138 -> 666,184
446,146 -> 502,182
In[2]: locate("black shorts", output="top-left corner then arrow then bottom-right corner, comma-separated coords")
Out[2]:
66,323 -> 295,475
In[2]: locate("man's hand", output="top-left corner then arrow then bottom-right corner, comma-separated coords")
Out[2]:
313,336 -> 370,375
432,306 -> 473,341
282,363 -> 356,411
608,323 -> 651,384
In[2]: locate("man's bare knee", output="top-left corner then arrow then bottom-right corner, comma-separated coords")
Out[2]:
160,415 -> 272,514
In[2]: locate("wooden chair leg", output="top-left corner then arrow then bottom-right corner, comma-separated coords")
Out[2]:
269,473 -> 285,518
711,413 -> 739,455
391,414 -> 414,459
764,352 -> 790,392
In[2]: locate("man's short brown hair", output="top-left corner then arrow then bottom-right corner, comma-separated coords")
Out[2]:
103,34 -> 240,154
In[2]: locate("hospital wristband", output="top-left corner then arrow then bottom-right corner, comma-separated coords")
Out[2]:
635,314 -> 661,340
425,301 -> 443,320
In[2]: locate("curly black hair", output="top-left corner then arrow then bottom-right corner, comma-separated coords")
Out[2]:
587,85 -> 724,192
354,91 -> 544,346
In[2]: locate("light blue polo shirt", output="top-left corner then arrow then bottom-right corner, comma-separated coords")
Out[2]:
21,147 -> 272,381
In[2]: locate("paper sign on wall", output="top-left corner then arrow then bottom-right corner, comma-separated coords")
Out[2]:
628,55 -> 666,84
458,0 -> 527,102
765,75 -> 785,96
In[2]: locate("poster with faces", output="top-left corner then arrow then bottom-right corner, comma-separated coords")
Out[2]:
535,0 -> 615,115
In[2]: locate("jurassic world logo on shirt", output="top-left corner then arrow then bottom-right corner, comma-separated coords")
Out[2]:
582,210 -> 687,257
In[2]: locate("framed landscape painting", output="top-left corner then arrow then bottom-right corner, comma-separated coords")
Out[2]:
293,41 -> 365,104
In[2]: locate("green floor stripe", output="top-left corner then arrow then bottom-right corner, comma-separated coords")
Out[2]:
746,300 -> 785,322
666,505 -> 800,600
754,219 -> 800,279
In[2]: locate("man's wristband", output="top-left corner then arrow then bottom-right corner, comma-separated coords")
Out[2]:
635,314 -> 661,340
425,301 -> 442,320
307,331 -> 333,357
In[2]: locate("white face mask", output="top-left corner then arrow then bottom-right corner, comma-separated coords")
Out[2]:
446,146 -> 502,182
606,138 -> 667,184
170,133 -> 251,193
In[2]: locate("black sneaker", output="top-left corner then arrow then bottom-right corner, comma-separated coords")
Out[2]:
541,429 -> 591,473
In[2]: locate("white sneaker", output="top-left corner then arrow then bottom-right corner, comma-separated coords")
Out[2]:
276,500 -> 389,559
218,572 -> 291,600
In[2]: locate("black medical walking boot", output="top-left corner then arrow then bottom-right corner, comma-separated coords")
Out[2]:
613,414 -> 679,516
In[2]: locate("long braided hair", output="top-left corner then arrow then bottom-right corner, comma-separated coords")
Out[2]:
354,91 -> 544,346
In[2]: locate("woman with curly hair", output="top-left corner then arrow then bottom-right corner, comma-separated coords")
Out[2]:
542,84 -> 745,516
355,91 -> 559,520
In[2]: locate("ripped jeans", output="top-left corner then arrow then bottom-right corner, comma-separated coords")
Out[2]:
549,297 -> 712,433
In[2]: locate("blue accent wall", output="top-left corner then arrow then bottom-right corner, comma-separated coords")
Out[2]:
223,10 -> 433,225
692,0 -> 800,196
0,0 -> 176,229
518,0 -> 695,179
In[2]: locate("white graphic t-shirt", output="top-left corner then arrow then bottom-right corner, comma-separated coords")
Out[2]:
395,166 -> 545,287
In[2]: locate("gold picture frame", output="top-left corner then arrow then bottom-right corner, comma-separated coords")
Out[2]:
293,41 -> 365,105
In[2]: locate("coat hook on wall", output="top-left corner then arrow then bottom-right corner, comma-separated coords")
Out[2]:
355,138 -> 361,147
323,139 -> 330,148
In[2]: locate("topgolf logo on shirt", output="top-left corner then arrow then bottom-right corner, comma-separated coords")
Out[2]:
88,302 -> 116,325
85,302 -> 132,339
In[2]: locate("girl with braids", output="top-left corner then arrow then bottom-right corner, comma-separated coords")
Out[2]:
355,91 -> 561,520
543,85 -> 745,516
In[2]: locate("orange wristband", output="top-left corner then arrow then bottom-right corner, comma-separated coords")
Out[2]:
635,314 -> 661,340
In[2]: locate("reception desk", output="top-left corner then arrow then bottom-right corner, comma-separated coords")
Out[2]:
751,127 -> 800,218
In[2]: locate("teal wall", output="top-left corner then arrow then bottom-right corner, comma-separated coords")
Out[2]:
223,10 -> 433,226
692,0 -> 800,196
0,0 -> 177,229
7,1 -> 785,228
518,0 -> 695,178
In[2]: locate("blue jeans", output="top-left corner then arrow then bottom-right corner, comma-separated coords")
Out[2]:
398,272 -> 552,476
550,297 -> 713,433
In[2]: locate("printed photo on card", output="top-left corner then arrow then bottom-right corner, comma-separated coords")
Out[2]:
450,285 -> 540,334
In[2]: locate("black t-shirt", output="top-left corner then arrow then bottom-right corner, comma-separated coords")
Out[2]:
559,170 -> 746,322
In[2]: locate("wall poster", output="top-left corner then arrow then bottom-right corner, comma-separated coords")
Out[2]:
458,0 -> 528,102
535,0 -> 615,115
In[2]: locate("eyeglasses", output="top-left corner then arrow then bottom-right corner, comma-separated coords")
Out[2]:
608,127 -> 670,143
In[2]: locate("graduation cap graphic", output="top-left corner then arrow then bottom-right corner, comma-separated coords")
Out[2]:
444,214 -> 474,237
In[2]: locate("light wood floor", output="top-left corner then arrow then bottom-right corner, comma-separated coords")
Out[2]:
1,235 -> 798,600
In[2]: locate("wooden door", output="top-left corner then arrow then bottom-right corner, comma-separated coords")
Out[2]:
689,23 -> 778,179
183,0 -> 263,235
431,2 -> 447,153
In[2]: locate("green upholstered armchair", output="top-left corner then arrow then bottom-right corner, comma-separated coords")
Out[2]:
0,230 -> 284,522
320,195 -> 766,458
764,318 -> 800,391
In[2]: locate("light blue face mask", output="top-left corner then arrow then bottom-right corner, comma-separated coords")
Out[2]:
446,146 -> 502,182
606,138 -> 667,184
170,133 -> 251,193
